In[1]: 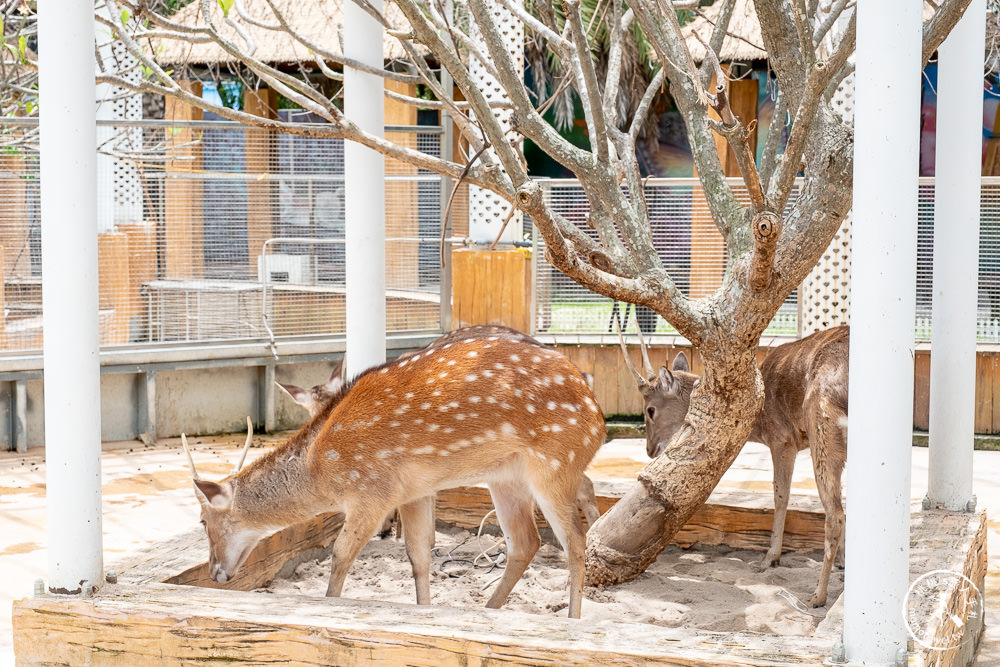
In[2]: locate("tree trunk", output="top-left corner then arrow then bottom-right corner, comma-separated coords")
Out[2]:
585,341 -> 764,586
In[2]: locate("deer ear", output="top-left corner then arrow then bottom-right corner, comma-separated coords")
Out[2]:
277,382 -> 308,405
194,479 -> 232,510
672,352 -> 690,373
657,366 -> 678,394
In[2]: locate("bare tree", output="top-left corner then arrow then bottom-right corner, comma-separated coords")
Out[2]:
3,0 -> 977,585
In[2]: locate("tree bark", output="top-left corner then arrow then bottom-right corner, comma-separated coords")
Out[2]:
586,342 -> 763,586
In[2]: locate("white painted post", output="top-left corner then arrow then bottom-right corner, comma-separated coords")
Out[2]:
927,0 -> 985,512
39,1 -> 104,593
844,1 -> 921,663
343,0 -> 386,378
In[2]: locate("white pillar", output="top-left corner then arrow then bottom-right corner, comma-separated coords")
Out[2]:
844,1 -> 921,663
343,0 -> 386,377
927,0 -> 985,512
39,1 -> 104,593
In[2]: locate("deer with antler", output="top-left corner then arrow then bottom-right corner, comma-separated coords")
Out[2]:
276,326 -> 601,528
617,323 -> 848,607
183,330 -> 606,618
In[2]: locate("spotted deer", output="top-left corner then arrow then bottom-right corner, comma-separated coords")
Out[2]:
184,332 -> 606,618
276,326 -> 601,528
617,324 -> 849,607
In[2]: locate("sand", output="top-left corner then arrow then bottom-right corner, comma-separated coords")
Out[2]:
258,525 -> 842,636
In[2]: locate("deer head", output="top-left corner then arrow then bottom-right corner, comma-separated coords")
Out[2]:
182,417 -> 268,584
615,319 -> 698,458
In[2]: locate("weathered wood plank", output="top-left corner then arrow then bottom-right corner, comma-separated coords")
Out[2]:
913,350 -> 931,431
12,583 -> 828,666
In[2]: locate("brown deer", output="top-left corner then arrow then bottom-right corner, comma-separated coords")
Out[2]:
184,332 -> 606,618
276,326 -> 601,528
617,324 -> 848,607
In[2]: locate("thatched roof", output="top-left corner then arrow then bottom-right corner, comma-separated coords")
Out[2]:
155,0 -> 416,66
682,0 -> 766,63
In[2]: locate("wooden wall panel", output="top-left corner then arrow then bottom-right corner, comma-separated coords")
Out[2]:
451,249 -> 531,333
164,80 -> 204,280
913,350 -> 931,431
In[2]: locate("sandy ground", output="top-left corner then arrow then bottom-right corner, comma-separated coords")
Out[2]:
261,525 -> 842,636
1,436 -> 998,665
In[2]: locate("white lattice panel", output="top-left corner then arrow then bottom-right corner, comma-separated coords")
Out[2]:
799,212 -> 852,335
111,40 -> 143,225
468,0 -> 523,244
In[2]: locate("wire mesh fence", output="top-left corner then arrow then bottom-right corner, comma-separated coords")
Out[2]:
533,178 -> 799,337
2,116 -> 1000,357
533,177 -> 1000,342
0,118 -> 446,353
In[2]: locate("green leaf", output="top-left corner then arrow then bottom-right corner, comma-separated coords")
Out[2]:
218,0 -> 235,17
120,9 -> 131,27
17,34 -> 26,63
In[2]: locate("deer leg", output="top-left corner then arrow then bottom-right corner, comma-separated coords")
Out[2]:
576,475 -> 601,529
808,402 -> 847,608
754,442 -> 798,571
484,481 -> 541,612
397,495 -> 436,605
534,485 -> 588,619
325,511 -> 384,598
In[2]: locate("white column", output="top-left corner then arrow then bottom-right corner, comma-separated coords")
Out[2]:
95,15 -> 115,234
343,0 -> 386,377
844,1 -> 921,663
39,1 -> 104,593
927,0 -> 985,512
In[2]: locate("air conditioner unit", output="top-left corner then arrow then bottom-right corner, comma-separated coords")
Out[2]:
257,254 -> 315,284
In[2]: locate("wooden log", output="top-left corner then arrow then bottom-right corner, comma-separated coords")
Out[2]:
97,232 -> 132,345
244,88 -> 277,279
163,80 -> 204,280
12,582 -> 827,666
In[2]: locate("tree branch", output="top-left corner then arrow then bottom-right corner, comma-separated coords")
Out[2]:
564,0 -> 610,163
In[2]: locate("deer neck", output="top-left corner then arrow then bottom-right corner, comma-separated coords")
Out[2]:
230,436 -> 331,528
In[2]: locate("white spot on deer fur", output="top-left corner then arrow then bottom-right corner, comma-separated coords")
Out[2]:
354,454 -> 363,461
554,375 -> 565,385
547,401 -> 557,410
454,414 -> 467,421
444,343 -> 453,349
514,388 -> 522,397
325,450 -> 340,461
399,359 -> 409,367
443,427 -> 455,434
395,445 -> 406,453
467,350 -> 478,358
465,374 -> 478,382
438,357 -> 446,363
414,418 -> 424,425
510,354 -> 520,362
551,424 -> 563,433
487,396 -> 498,404
426,378 -> 435,384
542,425 -> 550,432
380,368 -> 388,374
518,368 -> 528,375
401,433 -> 411,439
488,336 -> 499,341
493,363 -> 504,370
562,403 -> 578,412
376,449 -> 393,459
390,421 -> 401,428
529,429 -> 537,437
550,459 -> 561,470
428,423 -> 440,432
439,372 -> 448,379
483,370 -> 494,378
533,356 -> 541,364
568,451 -> 576,462
501,423 -> 516,437
469,396 -> 481,403
405,392 -> 414,399
501,403 -> 513,410
526,404 -> 536,414
432,390 -> 442,397
349,470 -> 361,481
569,417 -> 578,426
589,426 -> 599,436
421,402 -> 432,410
584,397 -> 597,410
447,360 -> 456,366
414,445 -> 436,454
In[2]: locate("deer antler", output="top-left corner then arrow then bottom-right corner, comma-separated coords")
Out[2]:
180,433 -> 201,481
614,315 -> 650,387
633,319 -> 656,380
232,416 -> 253,474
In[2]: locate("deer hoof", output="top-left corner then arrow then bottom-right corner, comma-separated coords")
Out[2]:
809,593 -> 827,608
